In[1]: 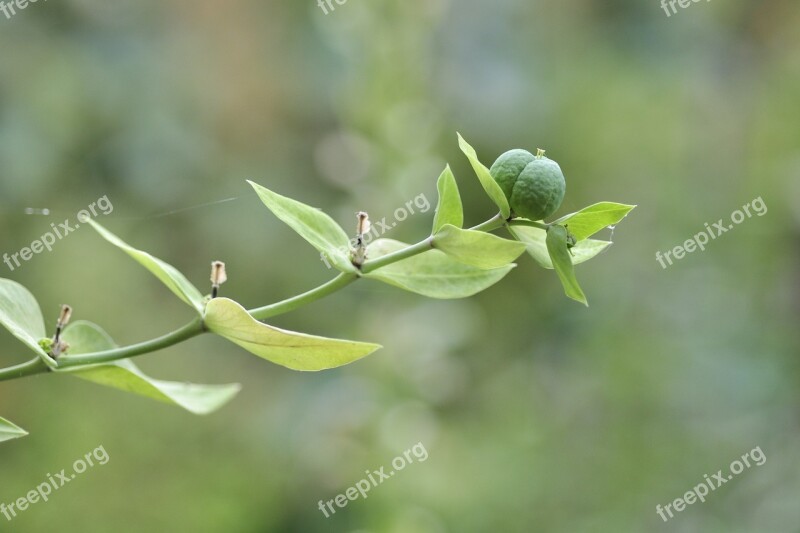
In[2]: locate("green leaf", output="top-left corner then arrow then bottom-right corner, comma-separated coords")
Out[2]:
457,133 -> 511,219
87,219 -> 205,314
205,298 -> 379,371
433,224 -> 526,269
364,239 -> 514,299
0,278 -> 56,369
546,225 -> 588,306
248,180 -> 357,273
508,226 -> 612,269
553,202 -> 636,241
0,416 -> 28,443
432,165 -> 464,233
59,321 -> 241,415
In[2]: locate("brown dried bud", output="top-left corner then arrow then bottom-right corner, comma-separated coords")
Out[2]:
57,304 -> 72,329
356,212 -> 370,236
210,261 -> 227,298
211,261 -> 227,287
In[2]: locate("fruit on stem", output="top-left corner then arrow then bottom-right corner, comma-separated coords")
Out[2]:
490,149 -> 566,221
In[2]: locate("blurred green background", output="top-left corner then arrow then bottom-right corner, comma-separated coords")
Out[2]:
1,0 -> 799,531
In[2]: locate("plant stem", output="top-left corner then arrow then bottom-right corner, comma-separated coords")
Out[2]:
249,213 -> 507,317
0,319 -> 204,381
248,272 -> 359,320
360,213 -> 508,274
0,213 -> 507,381
508,219 -> 550,231
360,237 -> 434,274
0,358 -> 48,382
56,317 -> 206,368
469,213 -> 506,232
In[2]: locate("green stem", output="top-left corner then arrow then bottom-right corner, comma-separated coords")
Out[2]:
360,237 -> 434,274
0,358 -> 48,382
252,214 -> 508,312
0,213 -> 507,381
248,272 -> 358,320
508,219 -> 550,231
1,319 -> 204,381
359,214 -> 506,275
469,213 -> 506,232
57,317 -> 205,368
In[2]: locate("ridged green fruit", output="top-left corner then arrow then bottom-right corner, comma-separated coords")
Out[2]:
489,149 -> 536,202
489,149 -> 566,221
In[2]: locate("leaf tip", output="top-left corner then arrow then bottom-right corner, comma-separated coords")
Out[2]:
569,293 -> 589,307
456,132 -> 470,150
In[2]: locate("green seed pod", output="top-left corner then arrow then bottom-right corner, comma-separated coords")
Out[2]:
489,149 -> 566,221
